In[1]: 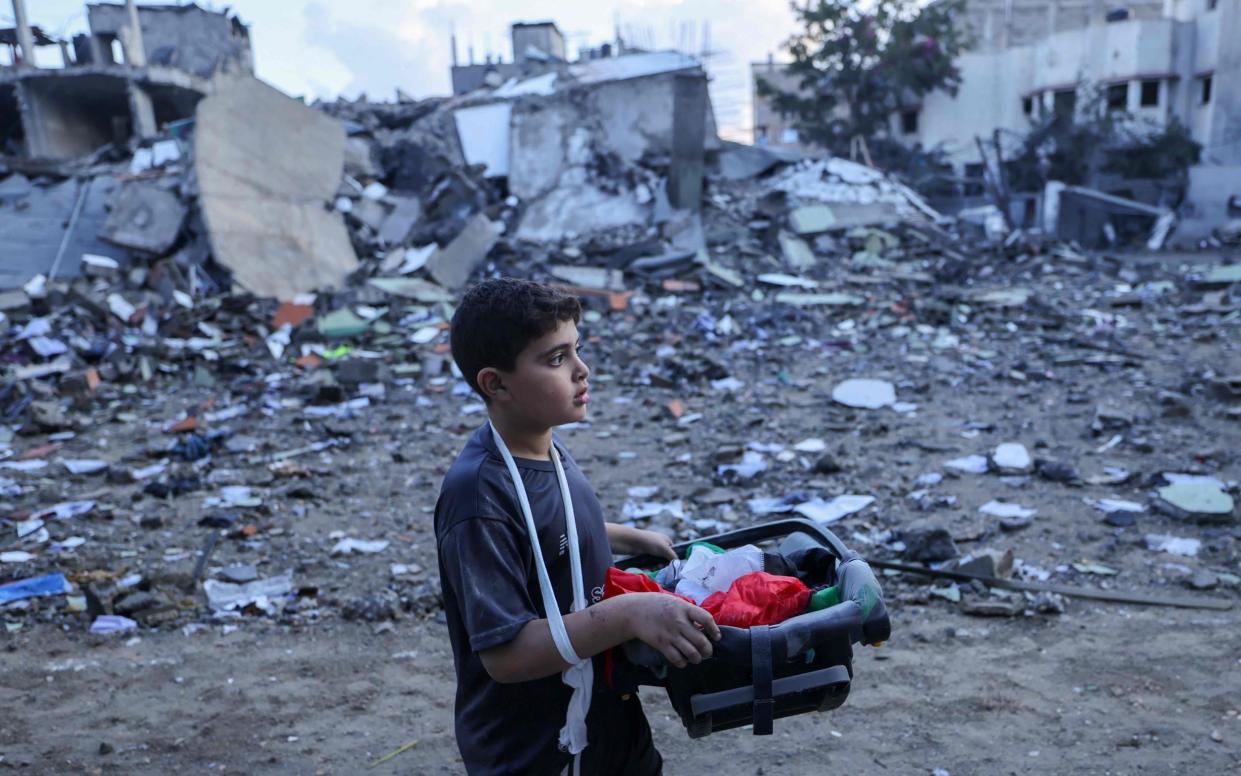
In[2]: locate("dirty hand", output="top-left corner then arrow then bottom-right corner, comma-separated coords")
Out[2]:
624,593 -> 721,668
633,529 -> 676,561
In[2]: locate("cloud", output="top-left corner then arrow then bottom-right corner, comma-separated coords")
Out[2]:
291,0 -> 797,137
298,0 -> 485,100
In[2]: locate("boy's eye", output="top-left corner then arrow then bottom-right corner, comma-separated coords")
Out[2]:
550,353 -> 564,366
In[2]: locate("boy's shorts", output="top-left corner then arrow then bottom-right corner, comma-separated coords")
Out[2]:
566,690 -> 663,776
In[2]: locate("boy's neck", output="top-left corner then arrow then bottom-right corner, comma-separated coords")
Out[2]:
488,412 -> 553,460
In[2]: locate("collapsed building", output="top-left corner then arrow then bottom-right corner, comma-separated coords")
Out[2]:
0,2 -> 1232,304
750,0 -> 1241,243
1,1 -> 251,161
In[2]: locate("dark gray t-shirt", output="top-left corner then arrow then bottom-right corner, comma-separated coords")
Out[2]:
435,424 -> 612,775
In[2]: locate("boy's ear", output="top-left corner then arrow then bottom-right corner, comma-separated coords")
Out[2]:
476,367 -> 506,401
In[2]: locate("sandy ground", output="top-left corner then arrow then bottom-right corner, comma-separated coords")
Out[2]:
3,599 -> 1239,775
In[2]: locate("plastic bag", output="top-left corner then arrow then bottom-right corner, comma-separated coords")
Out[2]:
700,572 -> 811,628
675,544 -> 764,604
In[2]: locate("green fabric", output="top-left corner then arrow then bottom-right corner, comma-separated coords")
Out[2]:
808,585 -> 841,612
685,541 -> 725,560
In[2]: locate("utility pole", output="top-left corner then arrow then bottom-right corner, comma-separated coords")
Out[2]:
11,0 -> 35,67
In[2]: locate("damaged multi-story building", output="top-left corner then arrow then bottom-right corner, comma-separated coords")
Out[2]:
751,0 -> 1240,237
1,0 -> 251,160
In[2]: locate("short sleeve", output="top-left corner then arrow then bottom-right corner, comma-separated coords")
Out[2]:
440,516 -> 539,652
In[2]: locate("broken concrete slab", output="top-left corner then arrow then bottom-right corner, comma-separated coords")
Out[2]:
350,198 -> 388,232
426,213 -> 499,290
366,277 -> 454,304
99,182 -> 187,255
1199,264 -> 1241,286
548,266 -> 625,291
778,231 -> 816,270
775,291 -> 864,307
831,378 -> 896,409
789,205 -> 836,235
517,183 -> 647,243
317,308 -> 370,339
990,443 -> 1032,474
1154,482 -> 1236,523
377,197 -> 422,246
195,76 -> 358,300
0,176 -> 129,288
715,142 -> 802,180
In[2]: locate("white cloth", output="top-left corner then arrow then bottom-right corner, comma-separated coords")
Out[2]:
674,544 -> 764,604
491,425 -> 592,759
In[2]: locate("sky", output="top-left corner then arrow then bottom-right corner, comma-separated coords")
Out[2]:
17,0 -> 802,141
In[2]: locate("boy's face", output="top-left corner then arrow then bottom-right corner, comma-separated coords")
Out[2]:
493,319 -> 590,427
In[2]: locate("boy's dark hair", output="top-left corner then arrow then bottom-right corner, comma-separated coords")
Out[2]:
451,278 -> 582,400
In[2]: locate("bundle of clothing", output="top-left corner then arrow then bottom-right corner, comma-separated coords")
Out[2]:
606,542 -> 843,628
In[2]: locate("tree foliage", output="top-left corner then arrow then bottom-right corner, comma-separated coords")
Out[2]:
1008,87 -> 1202,190
758,0 -> 969,166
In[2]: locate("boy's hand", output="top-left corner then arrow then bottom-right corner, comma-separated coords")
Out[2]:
622,593 -> 721,668
606,523 -> 677,560
633,529 -> 676,561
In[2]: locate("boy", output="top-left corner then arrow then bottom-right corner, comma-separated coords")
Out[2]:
435,278 -> 721,775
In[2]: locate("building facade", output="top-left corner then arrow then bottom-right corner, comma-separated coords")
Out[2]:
752,0 -> 1240,169
1,2 -> 251,160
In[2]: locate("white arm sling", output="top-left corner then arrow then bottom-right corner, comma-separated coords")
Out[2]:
490,424 -> 593,760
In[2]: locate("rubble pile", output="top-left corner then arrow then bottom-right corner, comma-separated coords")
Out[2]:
2,69 -> 1240,637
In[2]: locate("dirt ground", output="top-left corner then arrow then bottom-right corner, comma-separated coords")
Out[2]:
3,600 -> 1239,774
3,249 -> 1240,774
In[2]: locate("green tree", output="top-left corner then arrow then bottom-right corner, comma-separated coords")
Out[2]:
1008,86 -> 1202,190
758,0 -> 969,167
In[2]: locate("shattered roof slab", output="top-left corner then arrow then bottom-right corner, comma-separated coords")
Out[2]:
194,77 -> 358,300
568,51 -> 701,85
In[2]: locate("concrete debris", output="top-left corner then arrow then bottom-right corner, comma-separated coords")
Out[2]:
1154,483 -> 1236,523
99,182 -> 187,255
195,77 -> 359,300
1046,183 -> 1175,250
789,205 -> 836,235
1145,534 -> 1201,557
426,214 -> 499,290
715,141 -> 804,181
979,501 -> 1037,520
990,443 -> 1032,474
831,378 -> 896,410
945,455 -> 989,475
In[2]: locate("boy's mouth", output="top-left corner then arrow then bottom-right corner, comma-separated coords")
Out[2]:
573,385 -> 590,405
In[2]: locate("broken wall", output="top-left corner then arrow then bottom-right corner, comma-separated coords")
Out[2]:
503,67 -> 719,241
86,3 -> 253,79
1174,163 -> 1241,243
195,76 -> 357,300
587,74 -> 719,163
508,98 -> 649,242
18,74 -> 130,159
0,175 -> 130,286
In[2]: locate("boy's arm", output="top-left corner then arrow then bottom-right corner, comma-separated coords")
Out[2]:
480,592 -> 719,684
605,522 -> 676,560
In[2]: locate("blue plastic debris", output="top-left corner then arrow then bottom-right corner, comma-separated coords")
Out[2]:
0,572 -> 70,605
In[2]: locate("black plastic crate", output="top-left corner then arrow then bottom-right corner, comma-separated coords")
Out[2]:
616,518 -> 890,738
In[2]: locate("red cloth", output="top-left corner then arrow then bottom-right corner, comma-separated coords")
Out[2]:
604,567 -> 693,602
604,568 -> 809,628
701,572 -> 811,628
